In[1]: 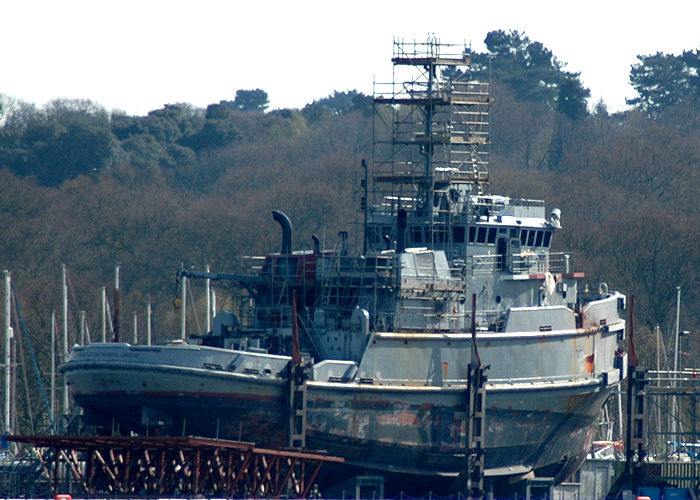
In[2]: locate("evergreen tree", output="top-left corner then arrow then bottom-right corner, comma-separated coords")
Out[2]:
472,30 -> 590,119
628,49 -> 700,115
231,89 -> 269,112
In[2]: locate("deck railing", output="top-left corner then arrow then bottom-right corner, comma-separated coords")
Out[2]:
469,251 -> 574,276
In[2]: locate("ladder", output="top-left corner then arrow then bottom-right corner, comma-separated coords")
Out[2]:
288,363 -> 307,448
466,362 -> 487,499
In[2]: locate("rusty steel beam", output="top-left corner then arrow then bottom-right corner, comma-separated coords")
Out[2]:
6,435 -> 343,498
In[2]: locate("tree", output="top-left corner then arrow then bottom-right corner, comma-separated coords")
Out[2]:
472,30 -> 589,119
231,89 -> 269,112
185,115 -> 240,152
0,99 -> 116,186
681,49 -> 700,91
143,103 -> 203,143
628,50 -> 700,115
488,82 -> 554,170
556,73 -> 590,121
301,90 -> 372,123
0,94 -> 18,126
110,104 -> 203,170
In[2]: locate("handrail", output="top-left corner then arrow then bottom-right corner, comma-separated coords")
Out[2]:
469,252 -> 574,275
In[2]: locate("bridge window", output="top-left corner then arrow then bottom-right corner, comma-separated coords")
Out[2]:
411,226 -> 423,244
527,230 -> 536,246
535,230 -> 544,247
520,230 -> 528,246
543,231 -> 552,247
487,227 -> 497,244
477,226 -> 487,243
469,226 -> 476,243
453,226 -> 465,243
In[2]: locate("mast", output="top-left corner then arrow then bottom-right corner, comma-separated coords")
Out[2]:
205,265 -> 212,332
654,324 -> 662,454
180,274 -> 187,340
113,266 -> 120,342
673,286 -> 681,373
4,270 -> 11,435
62,264 -> 69,412
146,302 -> 152,346
50,310 -> 56,429
79,310 -> 86,345
671,286 -> 681,440
101,286 -> 107,342
362,158 -> 368,255
371,37 -> 490,257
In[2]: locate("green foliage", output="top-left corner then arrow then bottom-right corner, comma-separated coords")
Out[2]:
181,103 -> 241,152
301,90 -> 372,123
0,99 -> 115,186
110,103 -> 204,170
142,103 -> 204,144
472,30 -> 590,121
628,49 -> 700,115
0,93 -> 16,125
229,88 -> 269,112
556,73 -> 589,121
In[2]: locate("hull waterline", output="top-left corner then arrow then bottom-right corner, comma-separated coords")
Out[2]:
63,349 -> 619,479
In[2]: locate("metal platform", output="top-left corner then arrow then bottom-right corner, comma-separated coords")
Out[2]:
5,434 -> 343,498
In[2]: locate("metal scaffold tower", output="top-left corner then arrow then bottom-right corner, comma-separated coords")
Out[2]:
371,36 -> 490,219
614,367 -> 700,496
367,36 -> 492,266
643,369 -> 700,487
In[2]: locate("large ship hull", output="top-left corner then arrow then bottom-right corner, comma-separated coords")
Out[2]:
64,356 -> 289,444
62,335 -> 620,481
305,379 -> 612,480
58,39 -> 630,496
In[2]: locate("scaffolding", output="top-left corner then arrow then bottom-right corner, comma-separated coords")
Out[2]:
371,37 -> 490,225
623,368 -> 700,491
645,369 -> 700,463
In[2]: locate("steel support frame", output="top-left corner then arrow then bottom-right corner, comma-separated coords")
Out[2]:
7,435 -> 342,498
625,367 -> 648,488
636,372 -> 700,488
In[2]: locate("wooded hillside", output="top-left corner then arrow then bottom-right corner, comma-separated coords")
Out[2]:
0,31 -> 698,432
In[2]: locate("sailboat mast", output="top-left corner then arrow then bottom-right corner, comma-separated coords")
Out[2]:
50,311 -> 56,429
62,264 -> 69,413
4,270 -> 11,435
180,275 -> 187,340
205,265 -> 212,333
146,302 -> 152,346
671,286 -> 681,439
114,266 -> 120,342
101,286 -> 107,342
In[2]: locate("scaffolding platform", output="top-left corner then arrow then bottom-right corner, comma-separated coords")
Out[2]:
5,434 -> 343,498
